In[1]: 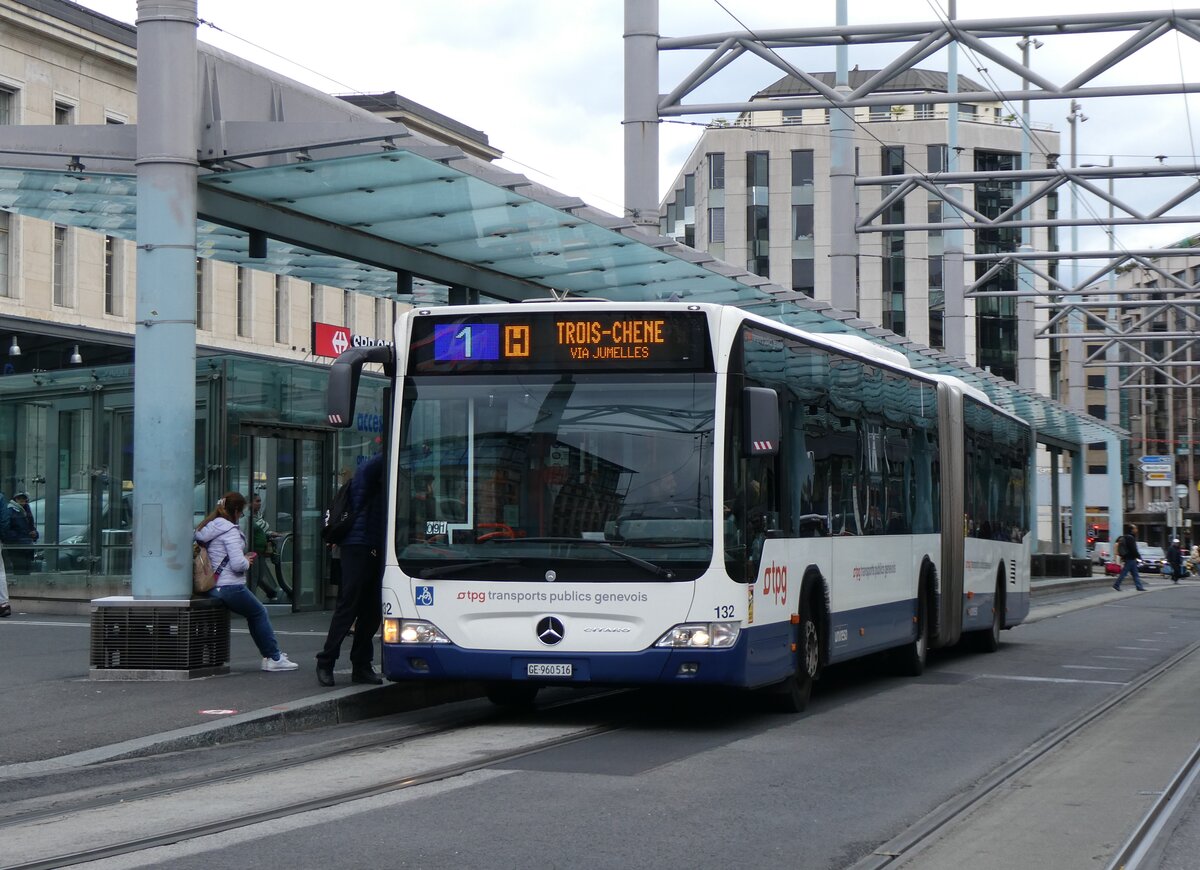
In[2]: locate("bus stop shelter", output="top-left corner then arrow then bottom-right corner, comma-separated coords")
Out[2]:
0,0 -> 1124,673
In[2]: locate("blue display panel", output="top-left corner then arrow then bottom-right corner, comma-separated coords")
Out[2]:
433,323 -> 501,361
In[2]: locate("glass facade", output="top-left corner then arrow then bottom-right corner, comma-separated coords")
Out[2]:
0,355 -> 385,607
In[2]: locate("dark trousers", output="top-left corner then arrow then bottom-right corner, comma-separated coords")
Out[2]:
317,544 -> 382,670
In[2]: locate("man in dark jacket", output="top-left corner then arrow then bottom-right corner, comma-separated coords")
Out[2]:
316,452 -> 386,687
1113,523 -> 1145,592
1166,538 -> 1184,583
3,492 -> 39,574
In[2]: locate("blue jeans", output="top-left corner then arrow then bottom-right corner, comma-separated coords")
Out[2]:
1115,559 -> 1144,590
209,583 -> 281,659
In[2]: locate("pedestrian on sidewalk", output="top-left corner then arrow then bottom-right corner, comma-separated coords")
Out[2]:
196,491 -> 299,672
1113,523 -> 1145,592
316,452 -> 386,687
1166,538 -> 1184,583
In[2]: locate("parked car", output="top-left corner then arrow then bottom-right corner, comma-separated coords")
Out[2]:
29,491 -> 132,571
1092,541 -> 1113,565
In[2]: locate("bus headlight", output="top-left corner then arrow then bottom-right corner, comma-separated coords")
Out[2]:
385,618 -> 451,645
654,622 -> 740,649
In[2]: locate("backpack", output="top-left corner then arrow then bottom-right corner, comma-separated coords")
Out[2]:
192,543 -> 230,594
1117,536 -> 1129,560
321,478 -> 358,545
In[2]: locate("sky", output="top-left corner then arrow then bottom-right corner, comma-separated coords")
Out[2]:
76,0 -> 1200,255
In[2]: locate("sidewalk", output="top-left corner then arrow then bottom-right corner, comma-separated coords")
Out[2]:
0,573 -> 1131,775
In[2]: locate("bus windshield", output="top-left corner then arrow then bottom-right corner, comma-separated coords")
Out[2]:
395,373 -> 716,582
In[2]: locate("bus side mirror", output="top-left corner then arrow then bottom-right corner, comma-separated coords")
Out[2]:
327,345 -> 393,428
742,387 -> 780,456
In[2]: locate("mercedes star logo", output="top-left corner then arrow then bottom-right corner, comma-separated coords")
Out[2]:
536,616 -> 565,646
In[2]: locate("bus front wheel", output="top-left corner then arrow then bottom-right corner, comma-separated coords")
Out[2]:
764,596 -> 821,713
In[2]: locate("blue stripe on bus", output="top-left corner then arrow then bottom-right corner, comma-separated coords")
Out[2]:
383,591 -> 1029,688
383,620 -> 798,690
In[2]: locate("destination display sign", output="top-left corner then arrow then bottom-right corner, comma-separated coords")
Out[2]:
408,311 -> 713,374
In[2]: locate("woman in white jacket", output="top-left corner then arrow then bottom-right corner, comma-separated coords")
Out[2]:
195,491 -> 297,671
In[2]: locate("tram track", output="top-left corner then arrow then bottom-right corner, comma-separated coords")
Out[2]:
847,637 -> 1200,870
1107,738 -> 1200,870
0,691 -> 628,870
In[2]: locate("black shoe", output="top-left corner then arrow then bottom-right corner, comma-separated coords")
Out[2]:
316,665 -> 335,687
0,603 -> 10,618
1112,583 -> 1121,591
351,666 -> 383,685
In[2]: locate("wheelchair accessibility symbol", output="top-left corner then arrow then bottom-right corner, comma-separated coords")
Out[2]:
415,586 -> 434,607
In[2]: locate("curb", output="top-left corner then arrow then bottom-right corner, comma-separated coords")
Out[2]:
0,680 -> 483,780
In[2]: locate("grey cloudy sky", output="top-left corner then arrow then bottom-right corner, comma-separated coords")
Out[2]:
79,0 -> 1200,255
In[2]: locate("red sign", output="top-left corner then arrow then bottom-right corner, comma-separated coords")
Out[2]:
313,322 -> 352,359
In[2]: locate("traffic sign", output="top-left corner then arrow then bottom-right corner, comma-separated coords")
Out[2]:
1176,484 -> 1189,498
1141,465 -> 1172,473
1145,471 -> 1172,480
1140,455 -> 1172,464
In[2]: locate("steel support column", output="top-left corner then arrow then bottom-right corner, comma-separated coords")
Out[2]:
131,0 -> 199,599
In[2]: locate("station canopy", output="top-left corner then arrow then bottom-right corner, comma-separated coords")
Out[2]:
0,134 -> 1121,450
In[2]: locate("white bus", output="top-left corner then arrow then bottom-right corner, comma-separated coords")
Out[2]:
327,301 -> 1032,711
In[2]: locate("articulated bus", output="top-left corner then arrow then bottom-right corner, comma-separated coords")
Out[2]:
328,301 -> 1033,711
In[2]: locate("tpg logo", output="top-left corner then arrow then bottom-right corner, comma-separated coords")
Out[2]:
761,563 -> 787,606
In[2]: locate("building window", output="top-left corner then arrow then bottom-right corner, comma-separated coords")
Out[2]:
915,103 -> 936,120
195,259 -> 207,330
708,207 -> 725,244
103,235 -> 123,315
792,204 -> 814,240
1087,404 -> 1107,420
0,87 -> 14,125
882,145 -> 905,175
782,109 -> 803,125
791,258 -> 814,297
1088,465 -> 1107,474
310,283 -> 320,323
274,274 -> 288,344
791,150 -> 813,187
52,224 -> 69,307
0,211 -> 9,298
54,101 -> 74,125
708,153 -> 725,190
343,289 -> 354,331
1087,374 -> 1105,389
960,103 -> 978,120
928,255 -> 943,290
927,143 -> 947,174
746,151 -> 769,190
746,204 -> 769,278
236,266 -> 249,337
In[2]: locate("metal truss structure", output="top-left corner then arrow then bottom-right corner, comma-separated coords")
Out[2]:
625,5 -> 1200,390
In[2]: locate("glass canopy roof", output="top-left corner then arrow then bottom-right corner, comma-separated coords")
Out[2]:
0,145 -> 1123,449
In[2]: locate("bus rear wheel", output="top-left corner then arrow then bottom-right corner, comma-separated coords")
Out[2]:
895,581 -> 929,677
974,575 -> 1004,653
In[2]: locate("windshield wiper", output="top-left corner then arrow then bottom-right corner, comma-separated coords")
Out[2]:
593,542 -> 675,578
419,558 -> 519,579
488,536 -> 675,579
